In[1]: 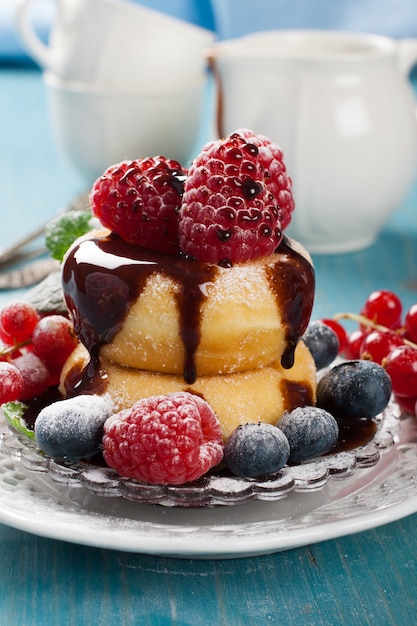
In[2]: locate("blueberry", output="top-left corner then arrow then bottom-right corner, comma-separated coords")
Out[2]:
316,360 -> 392,420
277,406 -> 339,463
35,394 -> 114,462
302,321 -> 339,369
224,422 -> 290,478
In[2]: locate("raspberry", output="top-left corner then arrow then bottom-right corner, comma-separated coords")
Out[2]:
235,129 -> 295,229
102,392 -> 224,485
90,157 -> 187,254
178,131 -> 284,265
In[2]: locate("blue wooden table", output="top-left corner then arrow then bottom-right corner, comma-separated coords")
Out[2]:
1,64 -> 417,626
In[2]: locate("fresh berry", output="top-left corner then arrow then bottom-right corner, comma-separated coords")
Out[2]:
90,157 -> 187,254
0,324 -> 12,345
0,362 -> 24,404
13,353 -> 50,400
404,303 -> 417,343
302,321 -> 339,369
360,290 -> 402,329
32,315 -> 78,371
316,360 -> 392,420
384,345 -> 417,397
359,329 -> 404,364
102,392 -> 223,485
277,406 -> 339,463
224,422 -> 290,478
344,328 -> 368,360
0,343 -> 9,362
0,342 -> 21,362
321,319 -> 348,354
178,131 -> 284,265
35,395 -> 114,462
234,129 -> 295,229
394,393 -> 417,415
0,301 -> 40,345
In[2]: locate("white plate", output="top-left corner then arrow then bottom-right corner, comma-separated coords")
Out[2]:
1,412 -> 417,558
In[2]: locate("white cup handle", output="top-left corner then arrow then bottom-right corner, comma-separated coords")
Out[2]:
397,38 -> 417,77
15,0 -> 54,70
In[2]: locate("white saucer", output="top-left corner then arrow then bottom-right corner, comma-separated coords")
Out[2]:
1,412 -> 416,558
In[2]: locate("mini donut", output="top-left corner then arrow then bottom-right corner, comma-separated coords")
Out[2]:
60,341 -> 316,440
62,231 -> 315,382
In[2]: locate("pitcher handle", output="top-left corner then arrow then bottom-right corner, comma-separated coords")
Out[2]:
397,38 -> 417,77
15,0 -> 54,70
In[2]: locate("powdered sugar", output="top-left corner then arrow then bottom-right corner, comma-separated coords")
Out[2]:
35,394 -> 114,462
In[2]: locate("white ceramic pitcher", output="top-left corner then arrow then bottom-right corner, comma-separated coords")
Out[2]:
208,30 -> 417,253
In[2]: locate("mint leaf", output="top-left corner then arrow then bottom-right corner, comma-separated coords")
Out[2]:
45,210 -> 92,262
2,401 -> 36,440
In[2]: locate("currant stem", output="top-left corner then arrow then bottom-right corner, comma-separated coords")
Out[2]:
334,312 -> 417,350
0,339 -> 32,358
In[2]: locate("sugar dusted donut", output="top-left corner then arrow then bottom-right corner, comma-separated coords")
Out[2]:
60,340 -> 316,440
62,231 -> 314,383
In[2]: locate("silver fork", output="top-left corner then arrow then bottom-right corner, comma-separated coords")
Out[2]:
0,192 -> 89,289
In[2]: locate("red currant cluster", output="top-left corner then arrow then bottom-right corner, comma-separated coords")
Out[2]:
322,290 -> 417,416
0,301 -> 78,405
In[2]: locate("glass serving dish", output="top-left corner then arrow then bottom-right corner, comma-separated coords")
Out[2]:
0,400 -> 401,508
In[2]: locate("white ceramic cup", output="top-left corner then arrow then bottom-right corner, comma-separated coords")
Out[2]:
209,30 -> 417,253
16,0 -> 215,87
44,72 -> 209,184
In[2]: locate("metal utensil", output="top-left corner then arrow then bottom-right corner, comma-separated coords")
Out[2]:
0,192 -> 89,289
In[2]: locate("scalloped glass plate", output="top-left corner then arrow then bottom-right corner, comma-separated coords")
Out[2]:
1,404 -> 417,558
1,401 -> 401,507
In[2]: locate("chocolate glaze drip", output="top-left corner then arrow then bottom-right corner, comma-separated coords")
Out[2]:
332,417 -> 377,453
62,232 -> 218,387
62,233 -> 314,391
267,238 -> 315,369
280,379 -> 315,412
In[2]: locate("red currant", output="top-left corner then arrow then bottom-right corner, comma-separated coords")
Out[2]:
405,303 -> 417,343
359,329 -> 404,364
32,315 -> 78,370
344,329 -> 368,360
394,393 -> 417,415
0,324 -> 13,345
0,362 -> 24,403
360,290 -> 402,330
13,353 -> 50,400
384,344 -> 417,397
0,342 -> 19,362
321,319 -> 348,354
0,301 -> 40,345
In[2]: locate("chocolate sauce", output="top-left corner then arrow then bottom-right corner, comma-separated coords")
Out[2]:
62,233 -> 218,387
332,417 -> 378,453
267,238 -> 315,369
62,233 -> 315,391
64,350 -> 109,397
280,379 -> 315,412
20,386 -> 63,431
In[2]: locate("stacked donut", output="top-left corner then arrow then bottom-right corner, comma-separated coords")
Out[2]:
60,130 -> 317,439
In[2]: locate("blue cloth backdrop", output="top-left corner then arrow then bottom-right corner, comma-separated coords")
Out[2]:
1,0 -> 417,63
